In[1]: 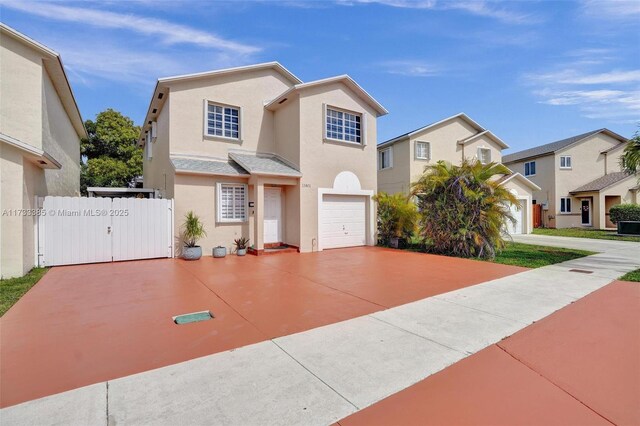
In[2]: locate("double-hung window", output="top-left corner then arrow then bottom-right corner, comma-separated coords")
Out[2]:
217,183 -> 247,222
378,147 -> 392,170
415,141 -> 431,160
477,147 -> 491,164
524,161 -> 536,176
560,197 -> 572,213
206,102 -> 240,139
326,107 -> 362,144
560,155 -> 572,169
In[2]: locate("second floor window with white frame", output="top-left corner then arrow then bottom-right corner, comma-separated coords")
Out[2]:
217,183 -> 247,222
524,161 -> 536,176
560,155 -> 572,169
560,197 -> 571,213
379,147 -> 392,170
207,103 -> 240,139
415,141 -> 431,160
477,147 -> 491,164
326,107 -> 362,144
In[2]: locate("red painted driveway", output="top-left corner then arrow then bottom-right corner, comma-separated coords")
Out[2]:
0,247 -> 525,408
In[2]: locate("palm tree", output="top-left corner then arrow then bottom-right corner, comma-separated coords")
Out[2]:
411,159 -> 519,259
621,129 -> 640,176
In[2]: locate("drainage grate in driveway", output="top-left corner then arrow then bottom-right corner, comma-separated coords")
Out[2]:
569,269 -> 594,274
173,311 -> 214,325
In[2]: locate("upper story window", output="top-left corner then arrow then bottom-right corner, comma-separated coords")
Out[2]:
378,147 -> 392,170
524,161 -> 536,176
477,147 -> 491,164
326,107 -> 362,144
415,141 -> 431,160
560,197 -> 571,213
560,155 -> 572,169
216,183 -> 247,222
206,102 -> 240,139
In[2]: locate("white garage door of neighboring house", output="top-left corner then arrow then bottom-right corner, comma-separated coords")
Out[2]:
320,194 -> 366,249
508,202 -> 523,235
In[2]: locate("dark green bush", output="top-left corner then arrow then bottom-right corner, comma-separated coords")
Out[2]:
609,204 -> 640,223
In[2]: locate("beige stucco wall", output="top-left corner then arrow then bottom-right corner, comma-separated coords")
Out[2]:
143,101 -> 174,198
42,70 -> 80,196
0,33 -> 43,148
502,177 -> 534,234
296,82 -> 378,252
506,154 -> 556,227
378,140 -> 411,194
378,117 -> 505,195
167,68 -> 294,158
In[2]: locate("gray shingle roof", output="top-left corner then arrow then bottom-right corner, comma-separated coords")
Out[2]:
502,129 -> 604,164
229,152 -> 301,177
171,156 -> 249,176
570,171 -> 633,193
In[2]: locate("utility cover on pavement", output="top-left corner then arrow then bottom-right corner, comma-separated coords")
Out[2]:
173,311 -> 214,325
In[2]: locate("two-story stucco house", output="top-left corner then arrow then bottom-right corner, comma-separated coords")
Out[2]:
377,113 -> 539,234
0,24 -> 86,278
503,129 -> 637,229
139,62 -> 387,255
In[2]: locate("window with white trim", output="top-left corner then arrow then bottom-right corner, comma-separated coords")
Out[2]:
217,183 -> 247,222
524,161 -> 536,176
415,141 -> 431,160
477,147 -> 491,164
206,102 -> 240,139
560,197 -> 572,213
326,107 -> 362,144
378,147 -> 392,170
560,155 -> 572,169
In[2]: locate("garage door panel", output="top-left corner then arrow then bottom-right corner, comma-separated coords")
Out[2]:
320,194 -> 366,249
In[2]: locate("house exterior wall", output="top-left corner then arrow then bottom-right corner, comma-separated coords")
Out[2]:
464,134 -> 503,164
0,31 -> 82,278
143,101 -> 174,198
297,83 -> 378,252
506,154 -> 556,226
167,68 -> 293,158
378,140 -> 411,194
502,178 -> 534,234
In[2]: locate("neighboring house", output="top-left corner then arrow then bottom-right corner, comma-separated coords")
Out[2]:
139,62 -> 387,255
0,24 -> 86,278
503,129 -> 637,229
377,113 -> 539,234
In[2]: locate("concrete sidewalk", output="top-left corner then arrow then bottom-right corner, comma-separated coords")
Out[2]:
3,236 -> 639,425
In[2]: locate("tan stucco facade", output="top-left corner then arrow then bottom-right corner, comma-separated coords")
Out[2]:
504,131 -> 637,230
0,25 -> 85,278
141,63 -> 385,256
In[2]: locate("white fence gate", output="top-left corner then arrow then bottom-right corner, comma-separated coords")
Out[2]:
37,196 -> 174,267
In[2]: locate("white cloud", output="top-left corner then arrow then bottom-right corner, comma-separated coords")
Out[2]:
340,0 -> 539,24
527,69 -> 640,85
582,0 -> 640,20
379,60 -> 441,77
1,1 -> 260,55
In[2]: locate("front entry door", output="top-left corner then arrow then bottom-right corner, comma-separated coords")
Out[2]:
264,188 -> 282,243
581,199 -> 591,226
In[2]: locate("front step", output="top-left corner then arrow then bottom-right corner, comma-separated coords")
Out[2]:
248,244 -> 299,256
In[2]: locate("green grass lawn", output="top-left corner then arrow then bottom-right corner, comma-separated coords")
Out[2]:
0,268 -> 48,317
533,227 -> 640,243
619,269 -> 640,282
491,242 -> 595,268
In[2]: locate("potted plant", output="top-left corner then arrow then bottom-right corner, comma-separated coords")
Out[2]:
182,211 -> 206,260
213,246 -> 227,258
234,237 -> 249,256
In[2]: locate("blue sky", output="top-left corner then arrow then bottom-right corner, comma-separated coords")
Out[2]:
1,0 -> 639,152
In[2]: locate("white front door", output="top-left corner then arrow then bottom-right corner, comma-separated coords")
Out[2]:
320,194 -> 366,249
264,187 -> 282,243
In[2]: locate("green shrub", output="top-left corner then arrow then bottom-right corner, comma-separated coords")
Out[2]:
609,203 -> 640,223
411,160 -> 519,260
182,211 -> 206,247
374,192 -> 418,246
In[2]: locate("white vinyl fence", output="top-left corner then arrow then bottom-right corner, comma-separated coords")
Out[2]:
37,196 -> 174,267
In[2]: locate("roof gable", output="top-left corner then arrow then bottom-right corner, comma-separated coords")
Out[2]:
502,129 -> 627,164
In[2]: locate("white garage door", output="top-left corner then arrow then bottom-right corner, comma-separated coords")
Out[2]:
320,194 -> 366,249
508,202 -> 523,235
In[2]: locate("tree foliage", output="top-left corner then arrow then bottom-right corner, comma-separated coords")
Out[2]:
373,192 -> 418,246
80,109 -> 142,194
621,128 -> 640,176
411,160 -> 519,259
609,204 -> 640,224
